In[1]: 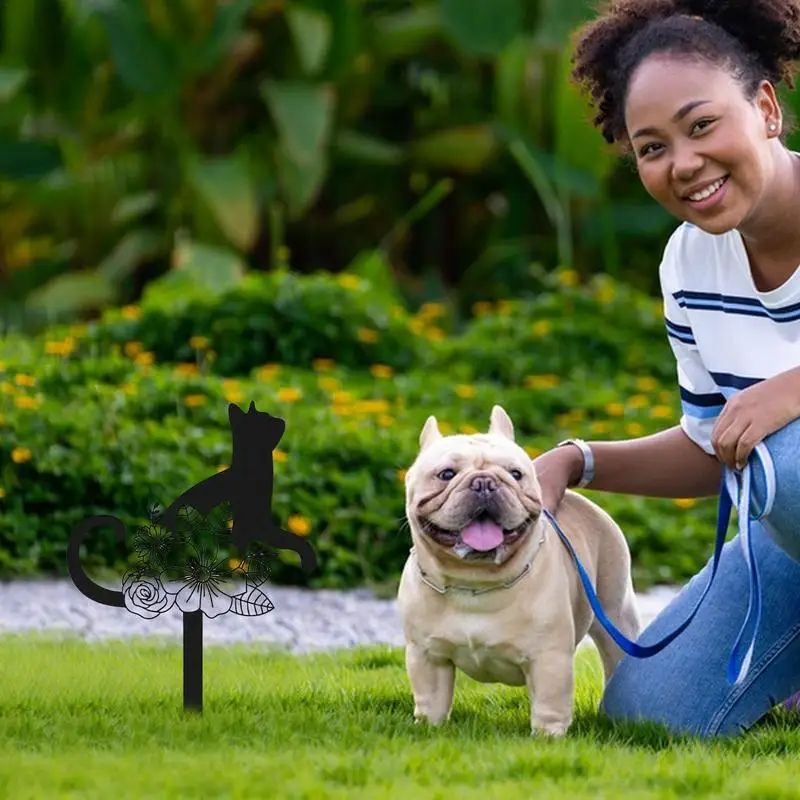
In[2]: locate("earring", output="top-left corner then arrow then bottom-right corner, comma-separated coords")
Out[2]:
770,123 -> 778,132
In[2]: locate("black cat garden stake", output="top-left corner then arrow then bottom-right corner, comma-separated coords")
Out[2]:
67,401 -> 317,713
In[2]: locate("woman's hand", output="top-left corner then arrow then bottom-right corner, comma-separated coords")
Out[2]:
531,445 -> 584,514
711,367 -> 800,470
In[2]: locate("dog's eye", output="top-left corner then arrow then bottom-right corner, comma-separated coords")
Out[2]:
510,469 -> 523,481
438,468 -> 456,481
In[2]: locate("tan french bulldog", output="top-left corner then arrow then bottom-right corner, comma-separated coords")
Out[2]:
396,405 -> 641,737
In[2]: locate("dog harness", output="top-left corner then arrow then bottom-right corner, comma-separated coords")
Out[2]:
543,442 -> 777,687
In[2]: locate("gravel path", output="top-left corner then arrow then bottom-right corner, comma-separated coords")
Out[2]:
0,578 -> 681,654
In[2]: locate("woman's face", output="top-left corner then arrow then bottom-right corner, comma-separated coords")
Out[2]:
624,54 -> 781,235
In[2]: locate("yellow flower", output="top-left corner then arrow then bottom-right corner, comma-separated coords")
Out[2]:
0,488 -> 5,498
332,391 -> 352,404
673,498 -> 697,509
659,390 -> 673,403
184,394 -> 206,407
497,300 -> 514,316
318,376 -> 339,391
455,384 -> 476,398
288,515 -> 311,536
419,302 -> 444,318
524,446 -> 542,459
460,424 -> 478,434
228,557 -> 244,570
628,394 -> 648,408
174,363 -> 198,377
121,305 -> 140,320
357,328 -> 379,344
370,364 -> 394,379
12,447 -> 31,463
312,358 -> 335,372
136,351 -> 154,366
530,320 -> 552,337
556,269 -> 579,287
257,364 -> 280,380
409,318 -> 427,335
225,388 -> 243,403
651,405 -> 674,419
472,301 -> 493,316
277,387 -> 302,403
605,402 -> 625,417
354,400 -> 390,414
14,374 -> 36,387
1,382 -> 13,395
596,285 -> 616,304
591,421 -> 610,434
378,414 -> 394,427
336,274 -> 361,290
45,337 -> 75,356
274,450 -> 287,462
396,469 -> 407,482
439,422 -> 453,435
524,374 -> 559,390
190,336 -> 210,349
69,324 -> 88,338
636,376 -> 659,392
120,383 -> 137,395
626,422 -> 645,436
424,327 -> 445,341
124,341 -> 144,358
14,396 -> 40,410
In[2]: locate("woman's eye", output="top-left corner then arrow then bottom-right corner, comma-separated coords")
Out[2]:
639,142 -> 661,158
438,468 -> 456,480
692,118 -> 715,133
510,469 -> 523,481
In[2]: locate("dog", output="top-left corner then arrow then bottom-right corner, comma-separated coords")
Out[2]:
396,405 -> 641,737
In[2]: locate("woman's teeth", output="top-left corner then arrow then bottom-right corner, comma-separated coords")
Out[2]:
688,176 -> 728,201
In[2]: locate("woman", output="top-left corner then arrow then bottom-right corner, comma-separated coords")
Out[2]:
533,0 -> 800,738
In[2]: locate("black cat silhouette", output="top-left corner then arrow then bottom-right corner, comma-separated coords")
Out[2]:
68,400 -> 318,608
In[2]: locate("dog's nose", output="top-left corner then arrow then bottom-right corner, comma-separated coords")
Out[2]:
470,475 -> 497,495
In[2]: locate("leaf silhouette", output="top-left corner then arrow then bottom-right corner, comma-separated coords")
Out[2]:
230,585 -> 275,616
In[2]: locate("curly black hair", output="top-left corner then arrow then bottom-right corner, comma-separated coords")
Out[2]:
570,0 -> 800,148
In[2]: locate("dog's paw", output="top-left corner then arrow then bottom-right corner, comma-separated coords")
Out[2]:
531,720 -> 571,738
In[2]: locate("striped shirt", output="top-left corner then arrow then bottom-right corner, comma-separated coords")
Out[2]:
659,221 -> 800,454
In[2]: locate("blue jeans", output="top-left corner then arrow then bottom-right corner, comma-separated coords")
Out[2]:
600,416 -> 800,738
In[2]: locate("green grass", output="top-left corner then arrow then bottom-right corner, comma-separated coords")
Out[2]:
2,633 -> 800,799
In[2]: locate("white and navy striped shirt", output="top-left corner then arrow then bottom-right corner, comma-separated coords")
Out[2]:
660,221 -> 800,454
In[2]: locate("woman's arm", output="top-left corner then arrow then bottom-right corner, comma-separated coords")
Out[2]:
539,425 -> 723,500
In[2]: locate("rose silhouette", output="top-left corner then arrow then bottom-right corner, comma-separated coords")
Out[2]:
122,571 -> 176,619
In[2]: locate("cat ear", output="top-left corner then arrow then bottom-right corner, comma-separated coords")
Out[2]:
248,401 -> 257,414
229,403 -> 245,421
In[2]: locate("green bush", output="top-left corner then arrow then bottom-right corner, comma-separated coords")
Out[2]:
0,273 -> 729,593
86,268 -> 428,376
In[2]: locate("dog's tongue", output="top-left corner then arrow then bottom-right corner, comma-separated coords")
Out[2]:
460,519 -> 504,552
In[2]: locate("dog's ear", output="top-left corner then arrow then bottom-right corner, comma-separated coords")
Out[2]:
419,415 -> 442,451
488,405 -> 515,441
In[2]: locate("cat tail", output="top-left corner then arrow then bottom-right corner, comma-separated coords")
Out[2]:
67,515 -> 127,607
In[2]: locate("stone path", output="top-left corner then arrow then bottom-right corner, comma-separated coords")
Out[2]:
0,579 -> 681,653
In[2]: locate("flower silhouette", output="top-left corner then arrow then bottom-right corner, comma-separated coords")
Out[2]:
122,501 -> 277,620
122,570 -> 175,619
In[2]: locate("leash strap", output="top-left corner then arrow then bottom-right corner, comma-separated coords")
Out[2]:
542,442 -> 775,684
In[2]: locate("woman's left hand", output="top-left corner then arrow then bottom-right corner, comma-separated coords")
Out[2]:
711,367 -> 800,471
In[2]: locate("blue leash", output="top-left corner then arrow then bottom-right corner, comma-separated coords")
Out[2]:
541,442 -> 776,686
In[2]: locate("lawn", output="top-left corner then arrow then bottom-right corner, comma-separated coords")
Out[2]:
2,632 -> 800,799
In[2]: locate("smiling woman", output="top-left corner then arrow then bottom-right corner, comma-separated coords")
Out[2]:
529,0 -> 800,739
